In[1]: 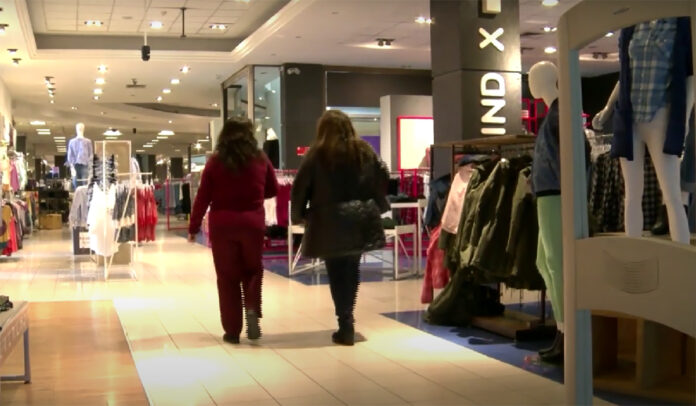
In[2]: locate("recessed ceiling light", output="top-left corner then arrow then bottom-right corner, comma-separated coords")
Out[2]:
11,58 -> 20,66
211,103 -> 218,108
180,65 -> 191,74
50,100 -> 54,104
543,26 -> 557,32
158,130 -> 175,136
93,88 -> 103,95
95,78 -> 106,85
30,120 -> 46,126
542,0 -> 559,6
170,78 -> 180,85
100,111 -> 105,115
143,144 -> 153,148
157,136 -> 168,140
194,142 -> 202,150
415,16 -> 432,24
162,88 -> 171,94
71,106 -> 78,110
156,96 -> 163,102
210,23 -> 227,30
103,128 -> 122,136
93,95 -> 100,100
136,149 -> 145,153
606,32 -> 615,37
7,48 -> 17,55
168,120 -> 173,124
544,46 -> 558,54
105,136 -> 118,140
84,20 -> 104,27
150,21 -> 163,29
97,64 -> 108,73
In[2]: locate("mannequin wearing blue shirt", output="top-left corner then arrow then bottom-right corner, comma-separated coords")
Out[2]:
593,18 -> 693,245
67,122 -> 93,189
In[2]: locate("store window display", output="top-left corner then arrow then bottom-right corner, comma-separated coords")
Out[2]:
593,17 -> 693,244
67,122 -> 93,190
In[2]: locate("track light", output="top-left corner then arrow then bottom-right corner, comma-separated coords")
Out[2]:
0,24 -> 8,35
376,38 -> 394,47
11,58 -> 20,66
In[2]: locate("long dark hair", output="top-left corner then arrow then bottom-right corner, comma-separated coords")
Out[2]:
215,118 -> 261,171
312,110 -> 373,168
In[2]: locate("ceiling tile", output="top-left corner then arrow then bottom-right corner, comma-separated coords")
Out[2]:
185,0 -> 222,9
150,0 -> 186,8
211,9 -> 244,17
218,1 -> 249,11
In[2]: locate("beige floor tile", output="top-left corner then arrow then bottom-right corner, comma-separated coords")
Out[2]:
331,388 -> 408,405
276,392 -> 345,406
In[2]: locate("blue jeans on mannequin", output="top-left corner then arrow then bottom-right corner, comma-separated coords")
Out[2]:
73,164 -> 88,189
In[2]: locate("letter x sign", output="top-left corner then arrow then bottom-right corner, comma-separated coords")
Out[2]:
479,27 -> 504,52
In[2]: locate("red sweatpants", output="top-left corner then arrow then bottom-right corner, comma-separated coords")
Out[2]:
210,228 -> 264,337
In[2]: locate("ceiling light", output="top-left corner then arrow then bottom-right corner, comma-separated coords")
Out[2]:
93,95 -> 100,100
0,24 -> 8,35
11,58 -> 20,66
210,24 -> 227,30
544,46 -> 557,54
162,88 -> 171,94
71,106 -> 78,110
7,48 -> 17,55
143,144 -> 153,148
103,128 -> 122,136
84,20 -> 104,27
93,88 -> 103,95
211,103 -> 218,108
30,120 -> 46,126
542,0 -> 559,6
97,64 -> 108,73
105,136 -> 118,140
170,78 -> 180,85
156,96 -> 163,102
53,136 -> 65,140
136,150 -> 145,153
158,130 -> 175,136
606,32 -> 615,37
415,16 -> 432,24
95,78 -> 106,85
50,100 -> 55,104
168,120 -> 173,124
194,143 -> 202,150
180,65 -> 191,74
157,136 -> 168,140
150,21 -> 163,29
543,26 -> 557,32
100,111 -> 105,115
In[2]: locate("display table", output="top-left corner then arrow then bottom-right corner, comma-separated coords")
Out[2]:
0,301 -> 31,386
389,199 -> 426,274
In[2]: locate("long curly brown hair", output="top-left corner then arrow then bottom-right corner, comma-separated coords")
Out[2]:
215,118 -> 262,171
312,110 -> 373,169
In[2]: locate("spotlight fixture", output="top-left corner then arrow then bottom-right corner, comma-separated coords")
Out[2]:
544,46 -> 558,54
150,21 -> 163,29
194,142 -> 202,150
50,100 -> 55,104
158,130 -> 175,136
211,103 -> 218,108
84,20 -> 104,27
95,77 -> 106,85
97,64 -> 108,73
0,24 -> 8,35
606,31 -> 615,37
93,88 -> 103,95
11,58 -> 20,66
414,16 -> 433,24
170,78 -> 180,85
180,65 -> 191,74
71,106 -> 78,110
542,0 -> 559,6
210,23 -> 227,30
375,38 -> 394,47
543,26 -> 557,33
103,128 -> 122,136
7,48 -> 17,55
168,120 -> 173,124
156,96 -> 163,102
162,88 -> 171,94
100,111 -> 105,115
30,120 -> 46,126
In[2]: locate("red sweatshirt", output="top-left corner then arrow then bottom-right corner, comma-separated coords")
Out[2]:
188,153 -> 278,236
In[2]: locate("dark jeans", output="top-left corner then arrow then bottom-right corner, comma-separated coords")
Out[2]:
73,163 -> 88,190
324,255 -> 361,318
210,228 -> 264,337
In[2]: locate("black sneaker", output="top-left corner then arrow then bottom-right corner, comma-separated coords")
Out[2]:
223,333 -> 240,344
246,310 -> 261,340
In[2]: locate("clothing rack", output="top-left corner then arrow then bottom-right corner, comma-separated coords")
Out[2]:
430,134 -> 555,340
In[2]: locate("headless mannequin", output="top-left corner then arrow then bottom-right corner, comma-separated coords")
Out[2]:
594,75 -> 693,245
263,128 -> 280,168
530,61 -> 565,363
68,122 -> 93,189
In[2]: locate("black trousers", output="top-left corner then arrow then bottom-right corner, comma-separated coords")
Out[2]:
324,255 -> 361,318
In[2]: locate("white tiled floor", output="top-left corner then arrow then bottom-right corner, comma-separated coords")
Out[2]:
0,228 -> 612,405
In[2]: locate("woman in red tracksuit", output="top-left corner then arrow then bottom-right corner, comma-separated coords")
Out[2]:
188,118 -> 278,344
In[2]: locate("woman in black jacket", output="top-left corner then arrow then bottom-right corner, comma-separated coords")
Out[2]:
291,110 -> 389,345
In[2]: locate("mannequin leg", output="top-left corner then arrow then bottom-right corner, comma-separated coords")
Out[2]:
640,109 -> 690,244
536,195 -> 563,332
619,133 -> 646,238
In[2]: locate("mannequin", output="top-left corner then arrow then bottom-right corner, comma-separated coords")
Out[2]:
593,18 -> 693,244
263,128 -> 280,168
67,122 -> 94,189
529,61 -> 565,364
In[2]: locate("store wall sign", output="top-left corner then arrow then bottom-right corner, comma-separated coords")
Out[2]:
481,0 -> 501,14
296,146 -> 310,156
479,0 -> 508,136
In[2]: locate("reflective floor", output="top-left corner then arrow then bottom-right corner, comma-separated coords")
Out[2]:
0,228 -> 613,405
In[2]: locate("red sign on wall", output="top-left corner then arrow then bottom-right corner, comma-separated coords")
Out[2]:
296,146 -> 310,156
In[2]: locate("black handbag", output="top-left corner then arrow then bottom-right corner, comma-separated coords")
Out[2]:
335,199 -> 386,253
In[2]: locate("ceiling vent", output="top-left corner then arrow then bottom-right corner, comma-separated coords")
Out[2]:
126,79 -> 146,89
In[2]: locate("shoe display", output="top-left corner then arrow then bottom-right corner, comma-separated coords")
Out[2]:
246,310 -> 261,340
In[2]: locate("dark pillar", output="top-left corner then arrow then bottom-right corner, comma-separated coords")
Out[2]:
430,0 -> 522,177
55,155 -> 67,178
35,158 -> 44,181
16,135 -> 26,153
281,63 -> 325,169
170,157 -> 184,178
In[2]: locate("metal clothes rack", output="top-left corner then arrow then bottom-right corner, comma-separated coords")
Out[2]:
430,134 -> 555,340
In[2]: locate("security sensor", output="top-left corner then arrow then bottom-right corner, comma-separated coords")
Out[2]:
141,45 -> 151,61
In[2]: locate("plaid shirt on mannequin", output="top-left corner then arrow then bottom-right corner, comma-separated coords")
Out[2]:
629,18 -> 678,123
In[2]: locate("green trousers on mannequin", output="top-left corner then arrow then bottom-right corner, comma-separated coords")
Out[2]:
536,195 -> 564,332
